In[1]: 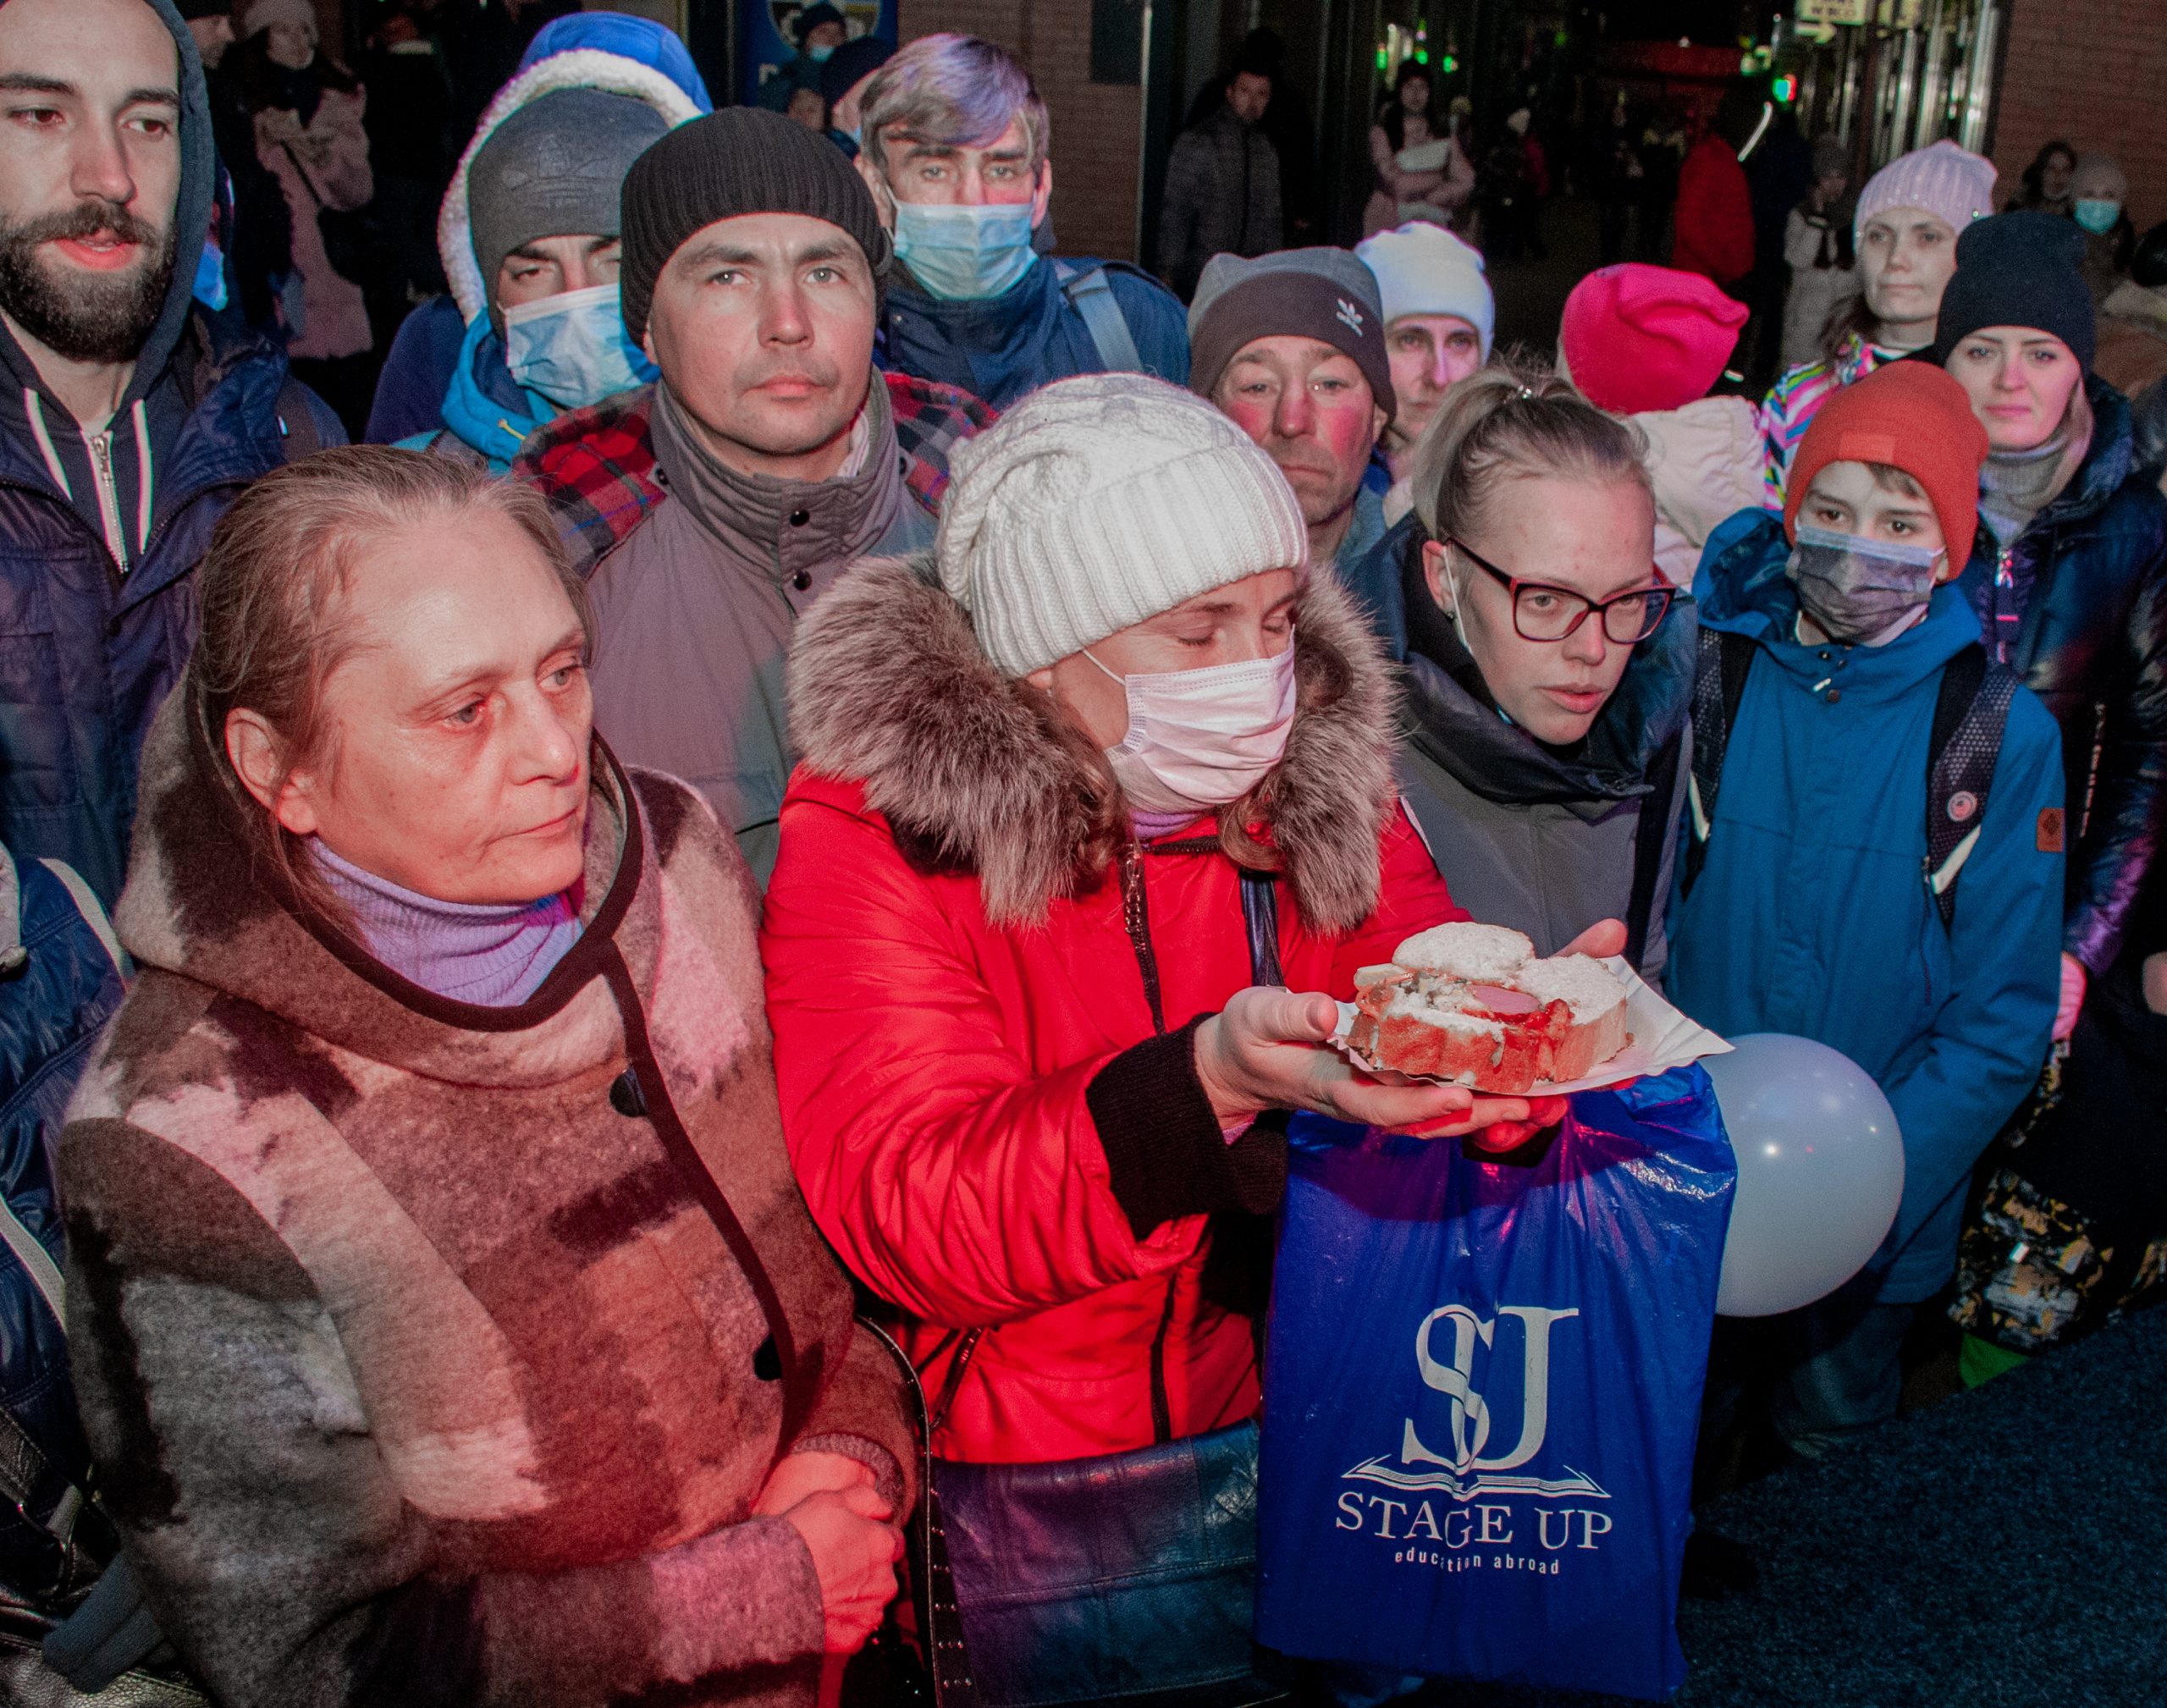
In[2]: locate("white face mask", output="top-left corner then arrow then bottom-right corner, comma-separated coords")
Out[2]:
1085,647 -> 1299,817
501,282 -> 659,411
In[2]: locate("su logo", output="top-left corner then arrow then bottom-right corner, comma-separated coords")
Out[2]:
1402,1305 -> 1580,1474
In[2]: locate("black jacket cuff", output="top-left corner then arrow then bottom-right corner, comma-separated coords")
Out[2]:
1087,1019 -> 1290,1240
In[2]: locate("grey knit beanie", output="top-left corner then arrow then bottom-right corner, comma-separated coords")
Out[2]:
469,90 -> 670,330
1186,246 -> 1398,420
937,374 -> 1309,678
619,107 -> 891,344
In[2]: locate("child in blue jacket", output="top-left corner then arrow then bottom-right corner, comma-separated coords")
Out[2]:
1669,361 -> 2064,1453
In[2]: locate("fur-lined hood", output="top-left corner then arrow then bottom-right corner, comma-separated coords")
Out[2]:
786,556 -> 1402,933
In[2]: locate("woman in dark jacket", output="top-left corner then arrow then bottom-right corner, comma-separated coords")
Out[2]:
1936,213 -> 2167,1039
1342,361 -> 1693,983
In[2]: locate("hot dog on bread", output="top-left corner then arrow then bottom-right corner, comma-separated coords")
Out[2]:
1347,922 -> 1629,1094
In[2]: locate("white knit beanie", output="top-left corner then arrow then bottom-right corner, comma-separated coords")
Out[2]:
936,373 -> 1309,678
1355,221 -> 1496,359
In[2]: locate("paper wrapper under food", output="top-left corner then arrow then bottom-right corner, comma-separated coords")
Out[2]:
1330,956 -> 1733,1095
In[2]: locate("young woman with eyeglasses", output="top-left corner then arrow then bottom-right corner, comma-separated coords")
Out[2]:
1343,359 -> 1695,984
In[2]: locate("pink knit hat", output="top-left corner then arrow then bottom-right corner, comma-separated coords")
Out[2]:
1558,263 -> 1749,416
1853,139 -> 1996,242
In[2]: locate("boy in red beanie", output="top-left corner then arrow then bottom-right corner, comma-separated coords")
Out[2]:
1669,361 -> 2065,1457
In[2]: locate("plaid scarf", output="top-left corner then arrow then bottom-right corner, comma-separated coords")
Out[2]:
516,372 -> 995,576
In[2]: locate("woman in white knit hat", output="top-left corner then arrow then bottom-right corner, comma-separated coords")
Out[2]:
763,372 -> 1619,1705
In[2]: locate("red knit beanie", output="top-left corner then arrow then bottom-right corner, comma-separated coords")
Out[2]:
1558,263 -> 1749,416
1783,361 -> 1990,570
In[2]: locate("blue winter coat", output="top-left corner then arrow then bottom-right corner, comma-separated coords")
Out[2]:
879,256 -> 1189,409
394,312 -> 553,471
0,848 -> 124,1592
1668,511 -> 2065,1302
0,0 -> 343,907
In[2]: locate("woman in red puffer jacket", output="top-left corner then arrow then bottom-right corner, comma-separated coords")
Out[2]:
761,375 -> 1609,1706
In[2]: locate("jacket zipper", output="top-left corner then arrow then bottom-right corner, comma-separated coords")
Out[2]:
1117,840 -> 1177,1441
1990,543 -> 2018,664
1118,841 -> 1167,1034
85,431 -> 130,574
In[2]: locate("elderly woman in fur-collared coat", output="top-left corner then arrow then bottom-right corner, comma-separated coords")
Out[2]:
763,377 -> 1602,1699
57,449 -> 914,1708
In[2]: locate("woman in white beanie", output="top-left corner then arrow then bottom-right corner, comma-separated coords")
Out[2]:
1354,219 -> 1496,507
762,373 -> 1609,1705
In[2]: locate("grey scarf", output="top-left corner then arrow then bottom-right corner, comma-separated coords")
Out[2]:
648,375 -> 906,592
1978,386 -> 2093,550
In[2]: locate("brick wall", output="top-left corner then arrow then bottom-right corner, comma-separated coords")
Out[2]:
1993,0 -> 2167,229
896,0 -> 1143,261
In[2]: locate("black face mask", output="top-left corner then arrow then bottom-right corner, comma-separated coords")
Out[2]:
1787,525 -> 1943,645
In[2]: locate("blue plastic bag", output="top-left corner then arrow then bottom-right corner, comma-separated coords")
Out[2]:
1255,1066 -> 1734,1700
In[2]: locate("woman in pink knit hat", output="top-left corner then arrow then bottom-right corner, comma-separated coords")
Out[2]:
1758,138 -> 1997,510
1558,262 -> 1755,586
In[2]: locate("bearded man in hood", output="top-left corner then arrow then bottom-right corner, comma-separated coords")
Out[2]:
0,0 -> 342,904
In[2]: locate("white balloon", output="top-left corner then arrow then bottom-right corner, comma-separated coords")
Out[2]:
1704,1033 -> 1905,1318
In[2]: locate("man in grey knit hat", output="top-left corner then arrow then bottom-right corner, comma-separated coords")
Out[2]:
516,106 -> 994,882
1188,247 -> 1396,573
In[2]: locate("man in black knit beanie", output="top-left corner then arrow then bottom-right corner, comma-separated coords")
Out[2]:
516,107 -> 994,884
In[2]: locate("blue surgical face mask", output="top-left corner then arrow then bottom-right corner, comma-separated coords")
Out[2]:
2073,196 -> 2121,235
500,282 -> 658,411
808,42 -> 835,62
891,200 -> 1037,301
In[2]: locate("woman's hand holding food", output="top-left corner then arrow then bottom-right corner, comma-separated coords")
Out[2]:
1192,917 -> 1628,1147
1194,987 -> 1543,1138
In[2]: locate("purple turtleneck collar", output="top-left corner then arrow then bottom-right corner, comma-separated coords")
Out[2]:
312,840 -> 583,1007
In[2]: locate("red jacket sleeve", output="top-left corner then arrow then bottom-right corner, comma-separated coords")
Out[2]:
760,796 -> 1211,1331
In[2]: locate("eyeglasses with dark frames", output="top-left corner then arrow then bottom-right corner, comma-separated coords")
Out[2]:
1447,538 -> 1675,646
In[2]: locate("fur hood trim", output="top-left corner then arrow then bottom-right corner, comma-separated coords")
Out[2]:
787,556 -> 1401,932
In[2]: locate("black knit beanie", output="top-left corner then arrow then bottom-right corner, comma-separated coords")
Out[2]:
619,107 -> 891,345
1929,210 -> 2096,372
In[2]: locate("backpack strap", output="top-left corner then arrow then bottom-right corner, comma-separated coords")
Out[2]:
37,858 -> 125,982
1923,643 -> 2019,929
1625,728 -> 1685,973
0,859 -> 120,1329
1238,868 -> 1283,988
43,1552 -> 166,1691
1053,260 -> 1145,374
1682,628 -> 1756,895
